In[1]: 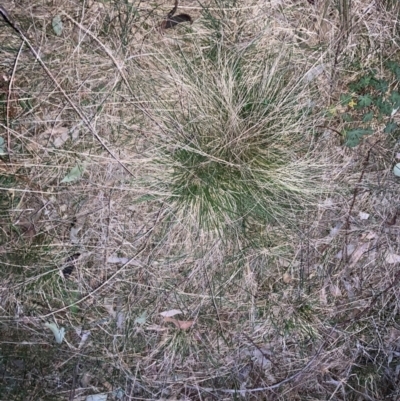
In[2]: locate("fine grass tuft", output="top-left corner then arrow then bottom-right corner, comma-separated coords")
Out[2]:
145,41 -> 327,235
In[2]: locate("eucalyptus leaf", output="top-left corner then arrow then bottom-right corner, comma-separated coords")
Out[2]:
61,163 -> 86,183
44,322 -> 65,344
304,64 -> 325,83
393,163 -> 400,177
52,15 -> 63,36
112,388 -> 125,400
85,394 -> 108,401
134,311 -> 147,325
0,136 -> 6,155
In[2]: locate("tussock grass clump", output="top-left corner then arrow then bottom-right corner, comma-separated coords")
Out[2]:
145,43 -> 326,234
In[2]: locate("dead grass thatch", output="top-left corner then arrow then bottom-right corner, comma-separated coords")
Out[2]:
1,0 -> 400,400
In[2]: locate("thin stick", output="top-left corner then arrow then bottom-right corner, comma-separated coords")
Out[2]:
6,41 -> 24,162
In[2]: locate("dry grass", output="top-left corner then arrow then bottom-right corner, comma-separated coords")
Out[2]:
1,0 -> 400,400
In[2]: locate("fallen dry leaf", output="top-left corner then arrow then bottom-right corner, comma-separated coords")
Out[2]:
74,326 -> 91,349
329,284 -> 342,297
388,327 -> 400,343
336,243 -> 356,259
116,311 -> 125,332
319,287 -> 327,305
193,330 -> 202,342
103,301 -> 116,318
358,211 -> 370,220
40,126 -> 69,148
160,309 -> 182,317
145,324 -> 168,332
70,226 -> 81,244
361,231 -> 377,240
318,198 -> 334,208
107,255 -> 129,264
328,222 -> 343,239
341,278 -> 355,301
350,242 -> 370,266
386,253 -> 400,264
164,317 -> 194,330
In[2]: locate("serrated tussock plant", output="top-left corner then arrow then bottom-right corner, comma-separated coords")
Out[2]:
143,41 -> 327,234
